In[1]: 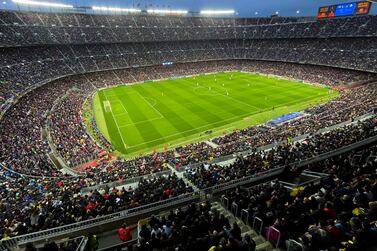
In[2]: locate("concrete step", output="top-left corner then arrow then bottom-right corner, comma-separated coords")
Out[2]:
241,229 -> 258,238
253,236 -> 266,246
256,241 -> 273,251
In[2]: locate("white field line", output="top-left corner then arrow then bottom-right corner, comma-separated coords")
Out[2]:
135,91 -> 164,118
103,92 -> 128,150
126,92 -> 329,149
119,116 -> 164,128
106,92 -> 163,128
114,112 -> 129,117
110,100 -> 129,114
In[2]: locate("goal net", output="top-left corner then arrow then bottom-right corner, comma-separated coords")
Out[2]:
103,101 -> 111,113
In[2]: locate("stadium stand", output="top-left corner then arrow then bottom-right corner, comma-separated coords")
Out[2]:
0,8 -> 377,251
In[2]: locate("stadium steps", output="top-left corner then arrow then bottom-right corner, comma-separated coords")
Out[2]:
205,140 -> 218,148
211,202 -> 275,251
166,163 -> 201,192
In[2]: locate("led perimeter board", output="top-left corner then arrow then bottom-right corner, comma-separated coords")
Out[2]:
317,1 -> 371,19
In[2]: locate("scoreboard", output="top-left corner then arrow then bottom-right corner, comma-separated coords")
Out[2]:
317,1 -> 372,19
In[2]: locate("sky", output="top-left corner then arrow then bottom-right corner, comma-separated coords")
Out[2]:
1,0 -> 376,17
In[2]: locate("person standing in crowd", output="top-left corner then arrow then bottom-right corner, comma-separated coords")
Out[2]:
118,223 -> 133,242
86,232 -> 99,251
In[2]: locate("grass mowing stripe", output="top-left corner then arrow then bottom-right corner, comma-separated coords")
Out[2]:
93,71 -> 338,156
115,90 -> 165,148
134,84 -> 198,137
178,78 -> 257,115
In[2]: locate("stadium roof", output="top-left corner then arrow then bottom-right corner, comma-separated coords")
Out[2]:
1,0 -> 376,17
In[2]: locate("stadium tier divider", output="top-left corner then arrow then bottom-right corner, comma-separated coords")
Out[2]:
80,170 -> 172,193
9,192 -> 202,246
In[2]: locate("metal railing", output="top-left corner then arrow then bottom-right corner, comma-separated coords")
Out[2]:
266,226 -> 281,248
221,196 -> 229,210
80,170 -> 172,193
0,238 -> 17,251
252,217 -> 263,235
287,239 -> 304,251
9,192 -> 200,245
203,167 -> 285,195
231,202 -> 239,217
240,209 -> 249,224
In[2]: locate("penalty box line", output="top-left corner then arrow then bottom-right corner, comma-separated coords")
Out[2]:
103,92 -> 128,150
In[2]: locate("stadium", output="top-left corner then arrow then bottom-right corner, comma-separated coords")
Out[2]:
0,0 -> 376,250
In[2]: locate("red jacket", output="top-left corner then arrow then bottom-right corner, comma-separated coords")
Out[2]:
118,227 -> 131,242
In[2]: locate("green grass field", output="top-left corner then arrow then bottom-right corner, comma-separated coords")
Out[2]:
92,71 -> 337,157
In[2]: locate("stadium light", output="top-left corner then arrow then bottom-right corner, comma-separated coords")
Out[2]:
12,0 -> 73,8
200,10 -> 235,15
92,6 -> 141,13
147,9 -> 188,15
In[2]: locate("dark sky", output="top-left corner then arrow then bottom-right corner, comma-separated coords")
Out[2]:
2,0 -> 376,17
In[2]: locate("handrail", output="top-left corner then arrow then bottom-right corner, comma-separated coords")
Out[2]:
76,236 -> 88,251
267,226 -> 281,248
252,217 -> 263,235
240,209 -> 249,224
231,202 -> 239,217
221,196 -> 229,209
287,239 -> 304,251
0,238 -> 17,251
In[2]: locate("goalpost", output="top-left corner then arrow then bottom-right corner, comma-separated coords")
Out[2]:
103,101 -> 111,113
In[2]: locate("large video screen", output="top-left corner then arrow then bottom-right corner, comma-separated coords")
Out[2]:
317,1 -> 371,19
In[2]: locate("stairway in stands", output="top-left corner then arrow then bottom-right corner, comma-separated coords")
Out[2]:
211,202 -> 280,251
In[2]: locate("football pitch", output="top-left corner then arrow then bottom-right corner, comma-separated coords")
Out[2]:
92,72 -> 337,156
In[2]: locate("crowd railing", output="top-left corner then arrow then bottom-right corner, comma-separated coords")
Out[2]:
253,217 -> 264,235
80,169 -> 172,193
286,239 -> 304,251
266,226 -> 281,248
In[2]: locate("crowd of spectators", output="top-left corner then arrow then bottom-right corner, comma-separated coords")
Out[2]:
1,60 -> 376,180
173,81 -> 377,167
1,10 -> 376,47
49,91 -> 102,166
0,46 -> 376,240
1,14 -> 377,110
185,118 -> 377,188
222,143 -> 377,250
0,172 -> 193,237
133,201 -> 256,251
0,113 -> 374,239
